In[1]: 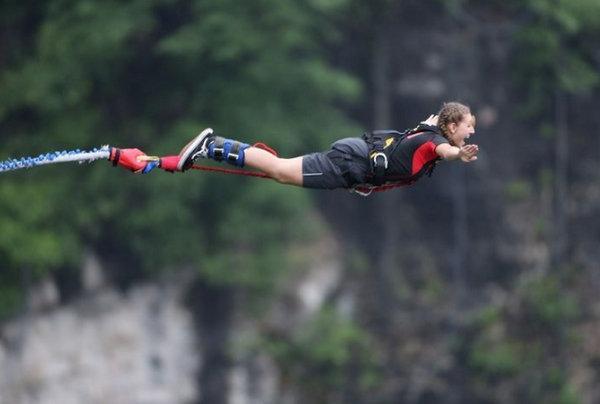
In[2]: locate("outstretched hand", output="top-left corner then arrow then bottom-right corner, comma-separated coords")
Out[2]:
459,144 -> 479,162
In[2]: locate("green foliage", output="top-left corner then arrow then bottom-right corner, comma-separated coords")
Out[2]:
472,304 -> 502,328
264,306 -> 381,399
519,274 -> 580,328
526,366 -> 582,404
467,306 -> 529,378
462,271 -> 583,401
558,383 -> 581,404
0,0 -> 360,316
0,1 -> 596,400
511,0 -> 600,115
469,338 -> 524,377
199,181 -> 316,291
0,279 -> 24,320
505,179 -> 533,202
0,177 -> 81,270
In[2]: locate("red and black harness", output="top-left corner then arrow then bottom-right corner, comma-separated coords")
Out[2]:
361,124 -> 442,189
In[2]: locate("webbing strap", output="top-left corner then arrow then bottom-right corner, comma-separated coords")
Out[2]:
190,141 -> 407,196
351,179 -> 415,196
191,164 -> 271,178
191,142 -> 277,178
212,137 -> 225,161
228,141 -> 240,163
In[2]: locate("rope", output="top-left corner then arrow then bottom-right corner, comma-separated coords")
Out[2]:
190,142 -> 277,178
189,163 -> 411,196
188,141 -> 413,196
253,142 -> 279,157
0,141 -> 411,196
0,146 -> 110,173
190,164 -> 272,178
189,142 -> 414,196
351,179 -> 414,196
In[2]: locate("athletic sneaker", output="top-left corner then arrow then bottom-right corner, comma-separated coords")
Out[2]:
177,128 -> 214,171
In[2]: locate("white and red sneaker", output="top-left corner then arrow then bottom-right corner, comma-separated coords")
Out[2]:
176,128 -> 215,171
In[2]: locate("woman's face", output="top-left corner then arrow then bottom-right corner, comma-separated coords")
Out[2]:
448,113 -> 475,147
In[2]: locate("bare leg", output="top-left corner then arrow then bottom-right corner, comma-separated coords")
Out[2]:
244,147 -> 303,186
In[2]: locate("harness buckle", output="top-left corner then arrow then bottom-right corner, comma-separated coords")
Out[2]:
213,146 -> 224,160
227,152 -> 239,163
371,152 -> 388,169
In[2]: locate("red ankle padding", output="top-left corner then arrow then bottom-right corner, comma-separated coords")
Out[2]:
109,147 -> 150,172
159,155 -> 180,172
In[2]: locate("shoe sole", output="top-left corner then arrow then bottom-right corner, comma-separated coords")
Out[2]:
177,128 -> 213,171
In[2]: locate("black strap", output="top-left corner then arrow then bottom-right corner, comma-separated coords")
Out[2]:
371,153 -> 387,185
228,141 -> 241,163
362,130 -> 401,186
363,126 -> 443,185
212,137 -> 225,161
424,159 -> 439,177
111,148 -> 120,166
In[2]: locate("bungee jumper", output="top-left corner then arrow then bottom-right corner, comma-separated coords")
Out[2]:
171,101 -> 478,195
0,102 -> 479,196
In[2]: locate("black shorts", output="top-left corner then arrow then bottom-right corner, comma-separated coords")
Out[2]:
302,138 -> 370,189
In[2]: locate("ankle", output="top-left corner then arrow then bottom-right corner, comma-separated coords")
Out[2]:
208,136 -> 250,167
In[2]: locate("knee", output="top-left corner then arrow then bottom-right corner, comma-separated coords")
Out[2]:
271,166 -> 292,184
269,159 -> 297,184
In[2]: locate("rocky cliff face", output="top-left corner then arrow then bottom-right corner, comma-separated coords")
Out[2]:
0,240 -> 343,404
0,277 -> 198,404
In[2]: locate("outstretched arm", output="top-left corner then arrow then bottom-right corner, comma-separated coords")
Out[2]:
435,143 -> 479,162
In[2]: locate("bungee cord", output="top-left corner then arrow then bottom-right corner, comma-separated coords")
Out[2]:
0,146 -> 111,173
0,144 -> 408,196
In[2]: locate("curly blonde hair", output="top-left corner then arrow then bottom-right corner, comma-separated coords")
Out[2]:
438,102 -> 474,141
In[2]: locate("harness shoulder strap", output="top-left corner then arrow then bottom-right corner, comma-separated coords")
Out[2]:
406,124 -> 443,178
362,124 -> 444,186
361,129 -> 405,185
405,123 -> 439,136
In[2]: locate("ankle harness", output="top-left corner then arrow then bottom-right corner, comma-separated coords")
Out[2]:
208,136 -> 250,167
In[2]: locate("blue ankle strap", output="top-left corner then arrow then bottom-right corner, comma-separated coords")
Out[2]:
209,137 -> 250,167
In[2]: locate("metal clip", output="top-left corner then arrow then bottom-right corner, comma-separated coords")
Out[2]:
371,152 -> 388,169
213,147 -> 224,160
350,185 -> 374,197
136,155 -> 160,162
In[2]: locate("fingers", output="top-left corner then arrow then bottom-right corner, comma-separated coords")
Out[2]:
459,144 -> 479,162
461,144 -> 479,155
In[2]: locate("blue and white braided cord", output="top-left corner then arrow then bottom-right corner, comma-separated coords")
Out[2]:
0,146 -> 110,173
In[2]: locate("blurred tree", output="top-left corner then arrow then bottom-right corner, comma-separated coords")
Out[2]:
511,0 -> 600,269
2,0 -> 600,402
0,0 -> 360,310
264,306 -> 381,403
